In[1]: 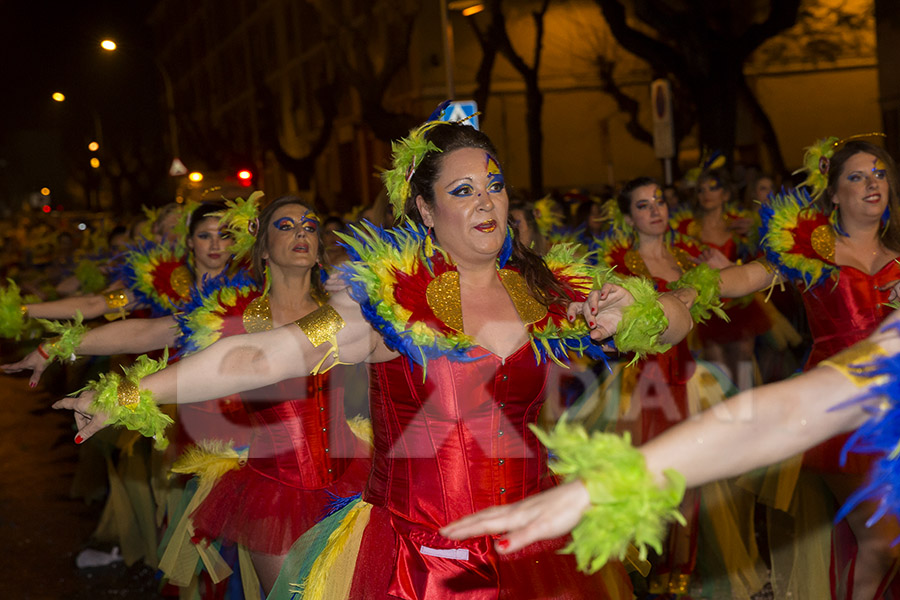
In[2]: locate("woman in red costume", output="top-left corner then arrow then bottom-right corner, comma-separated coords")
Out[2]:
173,195 -> 371,593
55,120 -> 695,599
702,138 -> 900,600
595,177 -> 763,599
672,168 -> 771,384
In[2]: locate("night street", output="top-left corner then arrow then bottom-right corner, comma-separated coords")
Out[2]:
0,346 -> 160,599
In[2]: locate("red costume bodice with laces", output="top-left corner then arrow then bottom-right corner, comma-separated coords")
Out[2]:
341,348 -> 628,599
802,261 -> 900,368
241,372 -> 362,490
185,286 -> 371,555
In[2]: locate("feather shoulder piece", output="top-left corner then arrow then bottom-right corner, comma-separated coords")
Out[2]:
175,270 -> 261,356
119,241 -> 193,316
338,222 -> 613,369
759,188 -> 838,288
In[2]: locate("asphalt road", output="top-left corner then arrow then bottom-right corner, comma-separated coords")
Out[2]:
0,347 -> 161,599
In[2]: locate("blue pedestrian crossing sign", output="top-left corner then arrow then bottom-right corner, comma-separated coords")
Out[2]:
440,100 -> 479,130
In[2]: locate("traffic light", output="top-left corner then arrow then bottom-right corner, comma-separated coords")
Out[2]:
237,169 -> 252,186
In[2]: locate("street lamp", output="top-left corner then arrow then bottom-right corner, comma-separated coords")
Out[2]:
100,38 -> 181,172
438,1 -> 485,100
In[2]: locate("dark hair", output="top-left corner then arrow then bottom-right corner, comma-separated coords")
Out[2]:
398,121 -> 570,305
322,215 -> 345,230
617,176 -> 658,217
188,200 -> 229,236
509,198 -> 548,255
251,195 -> 327,303
823,140 -> 900,253
695,168 -> 734,213
744,172 -> 775,207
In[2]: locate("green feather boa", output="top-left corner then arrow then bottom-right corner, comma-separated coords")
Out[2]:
669,263 -> 728,324
532,419 -> 686,574
79,350 -> 173,449
36,312 -> 87,363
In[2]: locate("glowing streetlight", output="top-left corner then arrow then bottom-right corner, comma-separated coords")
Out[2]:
88,141 -> 99,152
40,187 -> 51,196
100,37 -> 181,169
52,92 -> 66,102
188,171 -> 203,182
90,157 -> 100,169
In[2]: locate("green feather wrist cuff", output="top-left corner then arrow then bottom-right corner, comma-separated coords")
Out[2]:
79,350 -> 173,449
36,312 -> 87,363
532,419 -> 686,574
607,274 -> 671,362
669,263 -> 728,324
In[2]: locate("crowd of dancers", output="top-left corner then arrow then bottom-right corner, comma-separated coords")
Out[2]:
2,115 -> 900,600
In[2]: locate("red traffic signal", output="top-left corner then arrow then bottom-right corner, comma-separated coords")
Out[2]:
237,169 -> 253,186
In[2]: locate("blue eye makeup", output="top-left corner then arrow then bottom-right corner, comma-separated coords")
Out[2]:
273,217 -> 296,231
449,183 -> 474,197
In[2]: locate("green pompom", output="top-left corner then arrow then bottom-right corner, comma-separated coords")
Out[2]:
36,312 -> 87,363
75,259 -> 108,294
532,419 -> 685,574
669,263 -> 728,324
80,350 -> 173,449
0,279 -> 28,340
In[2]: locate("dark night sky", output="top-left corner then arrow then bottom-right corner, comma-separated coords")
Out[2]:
0,0 -> 160,134
0,0 -> 165,209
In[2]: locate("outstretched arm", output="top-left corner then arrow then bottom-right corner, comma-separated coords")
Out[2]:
52,289 -> 392,442
2,316 -> 178,387
717,260 -> 782,298
25,286 -> 138,320
442,311 -> 899,552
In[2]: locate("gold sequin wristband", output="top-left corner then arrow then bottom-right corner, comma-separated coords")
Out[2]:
103,290 -> 130,321
820,340 -> 889,388
294,304 -> 346,374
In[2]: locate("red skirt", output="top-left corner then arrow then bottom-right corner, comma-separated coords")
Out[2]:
190,453 -> 372,555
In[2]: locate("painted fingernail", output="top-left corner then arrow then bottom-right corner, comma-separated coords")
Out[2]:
29,381 -> 35,388
74,435 -> 83,445
589,321 -> 595,328
568,314 -> 574,322
497,538 -> 510,550
590,308 -> 596,314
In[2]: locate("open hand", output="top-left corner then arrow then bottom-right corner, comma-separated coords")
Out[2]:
52,391 -> 107,444
440,480 -> 591,554
1,349 -> 51,389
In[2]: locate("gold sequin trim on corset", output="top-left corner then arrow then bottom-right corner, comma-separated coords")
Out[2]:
426,271 -> 464,332
426,268 -> 548,333
498,269 -> 548,325
670,247 -> 696,274
811,224 -> 836,262
169,265 -> 193,301
242,295 -> 274,333
624,249 -> 653,279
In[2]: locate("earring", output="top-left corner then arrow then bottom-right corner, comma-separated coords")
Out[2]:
882,206 -> 891,237
424,227 -> 435,258
498,225 -> 514,268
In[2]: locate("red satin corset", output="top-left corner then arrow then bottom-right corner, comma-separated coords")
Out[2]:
364,345 -> 553,528
239,371 -> 357,490
802,260 -> 900,368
